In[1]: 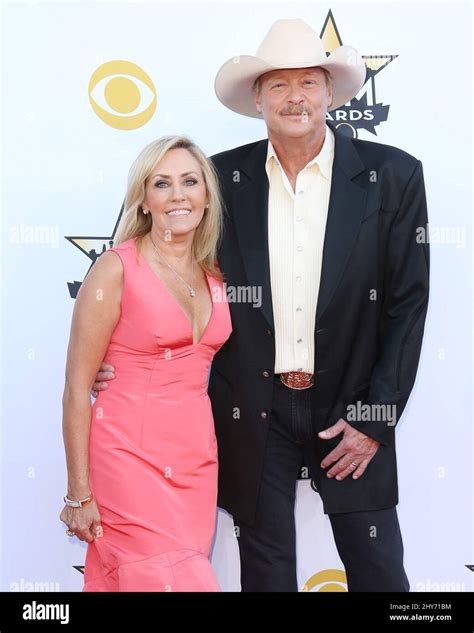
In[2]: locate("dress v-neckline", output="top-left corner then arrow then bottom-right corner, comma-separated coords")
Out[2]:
134,238 -> 214,346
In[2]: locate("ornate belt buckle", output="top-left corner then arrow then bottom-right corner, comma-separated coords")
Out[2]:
279,371 -> 314,390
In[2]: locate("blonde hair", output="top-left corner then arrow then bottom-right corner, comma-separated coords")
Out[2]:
114,135 -> 224,279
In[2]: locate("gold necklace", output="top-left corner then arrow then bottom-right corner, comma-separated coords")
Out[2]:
149,234 -> 196,298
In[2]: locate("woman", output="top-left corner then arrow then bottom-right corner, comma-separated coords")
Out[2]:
60,136 -> 232,591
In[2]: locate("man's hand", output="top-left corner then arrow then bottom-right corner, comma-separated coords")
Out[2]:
91,362 -> 116,397
318,418 -> 380,480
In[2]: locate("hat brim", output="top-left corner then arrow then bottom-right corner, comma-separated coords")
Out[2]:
214,46 -> 367,118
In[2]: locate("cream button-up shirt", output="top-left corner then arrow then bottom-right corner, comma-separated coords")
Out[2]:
266,124 -> 335,374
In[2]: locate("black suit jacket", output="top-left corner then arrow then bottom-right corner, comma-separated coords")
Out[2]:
208,123 -> 429,525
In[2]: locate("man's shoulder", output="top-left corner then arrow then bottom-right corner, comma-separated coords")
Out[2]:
350,136 -> 421,175
210,139 -> 267,172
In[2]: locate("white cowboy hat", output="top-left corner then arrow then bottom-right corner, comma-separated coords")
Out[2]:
214,18 -> 366,118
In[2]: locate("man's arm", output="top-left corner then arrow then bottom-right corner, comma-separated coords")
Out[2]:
348,159 -> 430,445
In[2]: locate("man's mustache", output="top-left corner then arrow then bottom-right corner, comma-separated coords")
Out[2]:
280,105 -> 310,116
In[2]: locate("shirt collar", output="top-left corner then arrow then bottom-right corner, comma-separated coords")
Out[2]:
265,123 -> 335,180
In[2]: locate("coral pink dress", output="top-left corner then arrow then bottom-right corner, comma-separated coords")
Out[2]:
83,237 -> 232,592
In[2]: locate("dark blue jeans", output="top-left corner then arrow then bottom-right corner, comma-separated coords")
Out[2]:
234,375 -> 409,592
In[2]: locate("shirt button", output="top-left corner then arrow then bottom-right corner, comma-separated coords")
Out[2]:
296,307 -> 302,312
298,190 -> 305,196
260,411 -> 268,420
296,276 -> 302,282
297,245 -> 303,252
267,329 -> 273,336
262,370 -> 270,378
296,216 -> 303,222
297,338 -> 303,343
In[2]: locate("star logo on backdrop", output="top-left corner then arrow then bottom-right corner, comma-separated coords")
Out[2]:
321,9 -> 397,137
65,206 -> 124,298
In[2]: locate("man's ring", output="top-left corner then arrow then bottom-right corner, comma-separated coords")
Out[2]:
350,462 -> 358,469
66,529 -> 75,536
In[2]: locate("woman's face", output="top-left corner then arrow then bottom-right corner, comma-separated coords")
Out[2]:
143,148 -> 208,240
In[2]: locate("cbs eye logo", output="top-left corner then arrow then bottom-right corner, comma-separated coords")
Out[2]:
88,60 -> 157,130
301,569 -> 348,592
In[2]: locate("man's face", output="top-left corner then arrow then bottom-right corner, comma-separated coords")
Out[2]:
254,67 -> 332,139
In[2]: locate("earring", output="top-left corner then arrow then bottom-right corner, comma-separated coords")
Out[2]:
205,204 -> 209,209
143,208 -> 149,215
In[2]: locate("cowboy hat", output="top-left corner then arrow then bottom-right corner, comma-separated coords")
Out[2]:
214,18 -> 366,118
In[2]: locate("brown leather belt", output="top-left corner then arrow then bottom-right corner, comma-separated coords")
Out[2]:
279,371 -> 314,390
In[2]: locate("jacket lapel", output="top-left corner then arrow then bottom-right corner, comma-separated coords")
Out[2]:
232,140 -> 274,331
315,128 -> 367,322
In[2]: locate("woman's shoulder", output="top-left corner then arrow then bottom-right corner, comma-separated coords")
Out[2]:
84,239 -> 137,281
109,237 -> 137,254
78,245 -> 124,300
88,247 -> 124,279
104,237 -> 139,265
81,238 -> 143,302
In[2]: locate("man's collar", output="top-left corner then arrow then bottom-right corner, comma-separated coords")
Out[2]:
265,123 -> 335,180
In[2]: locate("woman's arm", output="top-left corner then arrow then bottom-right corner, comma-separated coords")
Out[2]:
62,251 -> 123,500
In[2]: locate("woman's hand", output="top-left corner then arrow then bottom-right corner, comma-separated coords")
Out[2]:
59,499 -> 103,543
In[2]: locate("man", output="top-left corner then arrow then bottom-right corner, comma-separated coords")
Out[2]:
95,19 -> 429,591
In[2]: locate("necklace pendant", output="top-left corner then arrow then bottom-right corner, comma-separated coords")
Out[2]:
190,289 -> 196,298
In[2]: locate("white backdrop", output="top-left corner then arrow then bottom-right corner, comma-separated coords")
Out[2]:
1,0 -> 472,592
